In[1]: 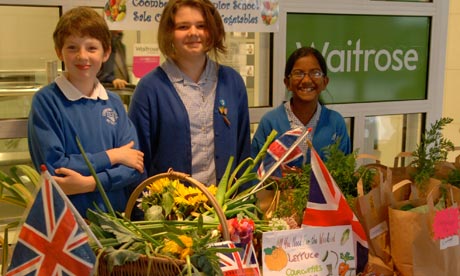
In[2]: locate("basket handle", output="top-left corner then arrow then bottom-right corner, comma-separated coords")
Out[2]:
125,170 -> 230,241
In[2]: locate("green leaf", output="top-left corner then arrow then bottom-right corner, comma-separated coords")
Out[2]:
162,192 -> 174,217
104,248 -> 141,272
87,210 -> 138,244
216,156 -> 234,206
411,117 -> 454,190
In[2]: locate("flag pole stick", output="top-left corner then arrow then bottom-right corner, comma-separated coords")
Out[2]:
253,127 -> 312,191
42,168 -> 103,249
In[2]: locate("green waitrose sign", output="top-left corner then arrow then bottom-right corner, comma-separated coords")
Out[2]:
286,14 -> 431,103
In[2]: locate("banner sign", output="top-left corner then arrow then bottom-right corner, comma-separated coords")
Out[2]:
104,0 -> 279,32
286,14 -> 430,103
262,225 -> 356,276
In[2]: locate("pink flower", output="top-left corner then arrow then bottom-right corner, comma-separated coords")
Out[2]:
223,218 -> 255,244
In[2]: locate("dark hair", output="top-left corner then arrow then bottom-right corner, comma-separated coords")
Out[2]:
284,47 -> 328,79
158,0 -> 227,61
53,7 -> 111,52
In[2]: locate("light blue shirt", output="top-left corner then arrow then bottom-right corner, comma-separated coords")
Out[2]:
161,58 -> 218,185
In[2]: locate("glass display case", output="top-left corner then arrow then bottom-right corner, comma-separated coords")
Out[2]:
0,5 -> 60,239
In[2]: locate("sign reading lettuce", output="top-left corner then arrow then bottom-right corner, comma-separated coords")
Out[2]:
286,14 -> 430,103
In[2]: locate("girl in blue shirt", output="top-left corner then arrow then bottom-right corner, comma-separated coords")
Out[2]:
252,47 -> 351,164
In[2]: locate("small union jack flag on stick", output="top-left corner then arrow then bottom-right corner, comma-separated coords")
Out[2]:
214,241 -> 260,276
254,127 -> 311,191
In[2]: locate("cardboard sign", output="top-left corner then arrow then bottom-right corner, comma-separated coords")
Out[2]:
432,206 -> 459,240
262,225 -> 356,276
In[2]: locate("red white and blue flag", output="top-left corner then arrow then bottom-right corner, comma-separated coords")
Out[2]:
302,146 -> 368,273
214,241 -> 260,276
6,171 -> 96,276
257,128 -> 305,178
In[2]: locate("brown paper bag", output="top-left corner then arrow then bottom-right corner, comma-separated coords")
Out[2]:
355,167 -> 395,275
389,181 -> 460,276
391,152 -> 416,200
256,189 -> 278,219
433,161 -> 457,180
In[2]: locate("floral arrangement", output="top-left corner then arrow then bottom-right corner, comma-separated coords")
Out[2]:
77,131 -> 281,275
138,177 -> 218,221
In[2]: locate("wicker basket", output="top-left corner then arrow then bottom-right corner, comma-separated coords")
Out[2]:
97,169 -> 230,276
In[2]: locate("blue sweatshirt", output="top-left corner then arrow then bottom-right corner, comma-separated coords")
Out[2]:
28,82 -> 143,217
251,102 -> 351,163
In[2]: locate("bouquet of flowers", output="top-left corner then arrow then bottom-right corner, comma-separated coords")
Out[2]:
138,177 -> 218,221
77,131 -> 280,275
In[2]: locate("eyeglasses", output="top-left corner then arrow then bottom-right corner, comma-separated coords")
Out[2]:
289,69 -> 324,80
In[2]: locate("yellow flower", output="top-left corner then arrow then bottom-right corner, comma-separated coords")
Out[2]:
174,185 -> 206,206
180,247 -> 193,260
142,178 -> 220,220
146,178 -> 171,194
162,240 -> 182,255
179,235 -> 193,247
161,235 -> 194,260
207,184 -> 218,196
178,235 -> 193,260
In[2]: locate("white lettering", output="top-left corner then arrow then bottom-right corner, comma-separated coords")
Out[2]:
304,39 -> 419,72
392,49 -> 404,71
375,49 -> 391,71
404,49 -> 418,71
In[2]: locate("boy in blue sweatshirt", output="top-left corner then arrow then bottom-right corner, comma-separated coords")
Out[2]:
28,6 -> 144,218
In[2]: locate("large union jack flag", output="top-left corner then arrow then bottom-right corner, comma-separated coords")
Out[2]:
6,172 -> 95,276
302,146 -> 368,273
257,127 -> 305,179
214,241 -> 260,276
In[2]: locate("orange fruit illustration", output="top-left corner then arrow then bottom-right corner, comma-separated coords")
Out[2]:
264,246 -> 288,271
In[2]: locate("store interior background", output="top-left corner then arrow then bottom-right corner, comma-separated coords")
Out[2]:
0,0 -> 458,261
444,0 -> 460,161
0,0 -> 459,164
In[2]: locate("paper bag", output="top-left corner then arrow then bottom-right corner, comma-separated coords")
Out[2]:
389,182 -> 460,276
354,167 -> 394,275
391,152 -> 416,200
256,189 -> 278,219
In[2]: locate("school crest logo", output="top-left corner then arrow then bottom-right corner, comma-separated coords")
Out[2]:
102,108 -> 118,125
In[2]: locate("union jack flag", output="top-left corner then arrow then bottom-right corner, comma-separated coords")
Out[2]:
6,171 -> 96,276
302,146 -> 368,273
214,241 -> 260,276
257,127 -> 305,178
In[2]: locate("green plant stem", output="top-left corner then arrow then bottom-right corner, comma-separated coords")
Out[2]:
224,130 -> 278,200
76,136 -> 115,217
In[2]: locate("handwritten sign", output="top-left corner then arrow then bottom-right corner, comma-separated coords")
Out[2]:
262,225 -> 356,276
432,206 -> 459,240
104,0 -> 279,32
